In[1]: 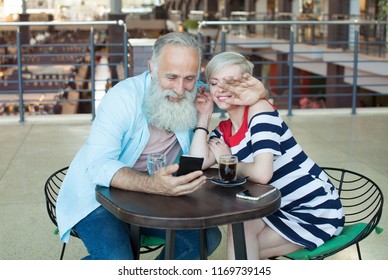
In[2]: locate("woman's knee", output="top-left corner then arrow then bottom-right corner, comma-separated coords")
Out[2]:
245,219 -> 265,233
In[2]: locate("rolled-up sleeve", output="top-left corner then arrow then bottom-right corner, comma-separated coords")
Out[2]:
83,80 -> 147,187
57,72 -> 151,242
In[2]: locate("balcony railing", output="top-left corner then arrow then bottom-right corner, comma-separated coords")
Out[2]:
198,19 -> 388,115
1,19 -> 387,122
0,20 -> 128,122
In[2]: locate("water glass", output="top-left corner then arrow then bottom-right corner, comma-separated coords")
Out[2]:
147,153 -> 167,175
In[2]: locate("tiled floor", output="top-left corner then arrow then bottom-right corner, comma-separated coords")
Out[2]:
0,107 -> 387,260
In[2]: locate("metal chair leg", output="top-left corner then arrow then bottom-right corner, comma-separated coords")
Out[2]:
356,243 -> 362,260
60,243 -> 66,260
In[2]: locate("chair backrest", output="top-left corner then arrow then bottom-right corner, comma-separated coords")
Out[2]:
44,166 -> 77,236
273,167 -> 383,260
322,167 -> 384,243
44,166 -> 164,256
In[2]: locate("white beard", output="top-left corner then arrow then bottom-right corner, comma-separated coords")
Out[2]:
144,78 -> 198,132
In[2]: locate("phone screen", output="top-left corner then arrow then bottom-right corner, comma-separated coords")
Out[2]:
176,155 -> 204,176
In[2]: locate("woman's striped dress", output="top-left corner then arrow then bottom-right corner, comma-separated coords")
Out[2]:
212,106 -> 345,250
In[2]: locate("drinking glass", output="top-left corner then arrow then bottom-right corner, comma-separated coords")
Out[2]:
218,155 -> 238,183
147,153 -> 167,175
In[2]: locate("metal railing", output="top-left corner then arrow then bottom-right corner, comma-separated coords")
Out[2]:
198,19 -> 388,115
1,19 -> 388,122
0,20 -> 128,122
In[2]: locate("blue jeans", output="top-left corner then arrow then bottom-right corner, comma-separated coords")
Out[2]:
75,206 -> 222,260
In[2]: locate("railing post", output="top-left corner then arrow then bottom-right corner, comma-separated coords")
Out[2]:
90,27 -> 96,121
16,27 -> 25,123
351,24 -> 360,115
221,26 -> 227,52
197,30 -> 203,58
220,26 -> 227,119
287,24 -> 295,116
122,21 -> 129,79
197,30 -> 203,45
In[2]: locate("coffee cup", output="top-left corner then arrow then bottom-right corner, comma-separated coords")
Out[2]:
218,155 -> 238,183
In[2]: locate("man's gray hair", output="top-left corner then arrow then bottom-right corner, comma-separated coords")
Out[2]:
151,32 -> 202,75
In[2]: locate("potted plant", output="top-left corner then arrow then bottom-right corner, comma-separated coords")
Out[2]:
378,0 -> 388,47
183,19 -> 199,33
379,0 -> 388,20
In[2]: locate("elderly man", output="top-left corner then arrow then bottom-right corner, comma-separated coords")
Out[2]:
56,32 -> 266,260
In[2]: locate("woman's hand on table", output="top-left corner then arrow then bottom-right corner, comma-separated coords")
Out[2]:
208,138 -> 231,164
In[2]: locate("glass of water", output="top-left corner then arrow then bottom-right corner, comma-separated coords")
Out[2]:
147,153 -> 167,175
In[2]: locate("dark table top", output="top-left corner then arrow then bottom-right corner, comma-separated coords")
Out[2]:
95,168 -> 281,230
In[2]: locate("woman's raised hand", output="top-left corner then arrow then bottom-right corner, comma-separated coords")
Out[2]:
195,85 -> 214,115
218,73 -> 268,106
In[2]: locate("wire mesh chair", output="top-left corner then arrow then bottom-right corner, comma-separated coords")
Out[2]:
44,166 -> 165,260
280,167 -> 384,260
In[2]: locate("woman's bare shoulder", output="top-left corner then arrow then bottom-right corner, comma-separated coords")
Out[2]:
248,99 -> 275,117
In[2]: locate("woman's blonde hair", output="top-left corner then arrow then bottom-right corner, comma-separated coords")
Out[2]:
205,52 -> 254,82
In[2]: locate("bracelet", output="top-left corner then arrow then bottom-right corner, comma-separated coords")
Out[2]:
193,127 -> 209,135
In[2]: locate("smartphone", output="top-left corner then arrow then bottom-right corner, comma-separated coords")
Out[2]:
176,155 -> 204,176
236,185 -> 277,201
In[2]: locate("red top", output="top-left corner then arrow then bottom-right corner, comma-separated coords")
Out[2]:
218,106 -> 249,147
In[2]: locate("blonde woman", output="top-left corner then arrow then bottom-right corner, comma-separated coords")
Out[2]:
191,52 -> 345,259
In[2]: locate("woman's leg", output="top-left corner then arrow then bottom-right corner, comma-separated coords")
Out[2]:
257,225 -> 303,259
75,206 -> 134,260
227,219 -> 265,259
227,219 -> 303,260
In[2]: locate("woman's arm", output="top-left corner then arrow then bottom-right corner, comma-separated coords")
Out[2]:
190,88 -> 217,169
238,153 -> 274,184
237,100 -> 276,184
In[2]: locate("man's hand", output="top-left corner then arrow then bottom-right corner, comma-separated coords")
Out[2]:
218,73 -> 268,106
110,165 -> 205,196
150,164 -> 206,196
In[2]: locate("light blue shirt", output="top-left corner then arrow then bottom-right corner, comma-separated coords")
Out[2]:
56,71 -> 193,243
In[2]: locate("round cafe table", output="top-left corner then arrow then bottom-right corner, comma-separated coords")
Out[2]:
95,168 -> 281,260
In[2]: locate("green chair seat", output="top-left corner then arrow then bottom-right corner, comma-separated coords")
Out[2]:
286,223 -> 383,260
140,234 -> 165,247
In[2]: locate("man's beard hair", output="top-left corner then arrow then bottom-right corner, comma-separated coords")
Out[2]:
144,78 -> 198,132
